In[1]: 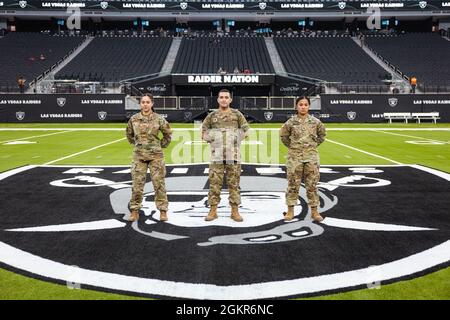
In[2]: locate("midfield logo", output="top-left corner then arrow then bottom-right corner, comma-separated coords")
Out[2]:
0,164 -> 448,299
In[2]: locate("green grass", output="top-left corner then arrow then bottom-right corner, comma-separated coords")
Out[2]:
0,122 -> 449,300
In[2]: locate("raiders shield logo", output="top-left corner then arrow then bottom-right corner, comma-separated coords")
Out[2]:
15,111 -> 25,121
100,1 -> 108,10
388,97 -> 398,107
419,1 -> 427,9
18,0 -> 27,8
184,112 -> 192,121
0,164 -> 448,299
56,97 -> 66,107
259,2 -> 267,10
180,2 -> 188,10
347,111 -> 356,121
98,111 -> 107,121
338,2 -> 346,10
264,111 -> 273,121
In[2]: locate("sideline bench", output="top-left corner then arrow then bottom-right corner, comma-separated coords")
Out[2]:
383,112 -> 412,123
411,112 -> 440,124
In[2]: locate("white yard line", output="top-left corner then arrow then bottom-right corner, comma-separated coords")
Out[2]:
325,138 -> 403,165
1,128 -> 450,132
43,138 -> 126,165
0,130 -> 71,144
376,130 -> 449,144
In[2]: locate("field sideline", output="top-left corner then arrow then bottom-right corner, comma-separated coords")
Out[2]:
0,122 -> 449,300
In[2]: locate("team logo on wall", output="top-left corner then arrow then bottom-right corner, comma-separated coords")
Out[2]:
180,2 -> 188,10
184,112 -> 192,121
347,111 -> 356,120
98,111 -> 107,120
0,164 -> 448,299
419,1 -> 427,9
18,1 -> 27,8
56,97 -> 66,107
264,111 -> 273,121
15,111 -> 25,121
259,2 -> 267,10
100,1 -> 108,10
338,2 -> 346,10
388,97 -> 398,107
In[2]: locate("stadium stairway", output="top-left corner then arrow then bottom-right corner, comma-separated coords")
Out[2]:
264,37 -> 287,75
351,36 -> 412,93
161,37 -> 182,74
31,36 -> 95,92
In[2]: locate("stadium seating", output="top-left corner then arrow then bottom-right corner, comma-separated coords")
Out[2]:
365,33 -> 450,87
0,32 -> 84,91
172,36 -> 275,74
55,36 -> 173,82
273,36 -> 387,85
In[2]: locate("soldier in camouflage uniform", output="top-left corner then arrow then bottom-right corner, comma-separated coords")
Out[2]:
280,96 -> 326,222
126,93 -> 172,222
202,89 -> 250,222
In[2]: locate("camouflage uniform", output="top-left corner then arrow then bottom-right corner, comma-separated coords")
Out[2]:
280,114 -> 326,207
126,112 -> 172,212
201,108 -> 250,206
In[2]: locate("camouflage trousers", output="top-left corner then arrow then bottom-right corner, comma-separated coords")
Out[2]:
130,156 -> 168,212
286,156 -> 320,207
208,162 -> 241,206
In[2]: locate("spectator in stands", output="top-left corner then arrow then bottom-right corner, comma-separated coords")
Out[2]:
233,66 -> 241,74
280,96 -> 326,223
410,76 -> 417,93
217,67 -> 227,75
243,68 -> 251,74
359,33 -> 365,47
39,54 -> 46,61
17,76 -> 26,94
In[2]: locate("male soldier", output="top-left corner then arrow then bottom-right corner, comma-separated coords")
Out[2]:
202,89 -> 250,222
280,96 -> 326,222
126,93 -> 172,222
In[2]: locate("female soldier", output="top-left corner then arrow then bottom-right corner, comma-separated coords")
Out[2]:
126,93 -> 172,222
280,96 -> 326,222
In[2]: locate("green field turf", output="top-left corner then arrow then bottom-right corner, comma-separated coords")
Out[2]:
0,122 -> 449,300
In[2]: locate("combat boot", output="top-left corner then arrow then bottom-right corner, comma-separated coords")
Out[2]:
128,210 -> 139,222
205,205 -> 218,221
160,210 -> 168,222
311,206 -> 324,222
283,206 -> 295,221
231,205 -> 243,222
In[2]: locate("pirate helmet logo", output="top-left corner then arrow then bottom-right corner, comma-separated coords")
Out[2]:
56,97 -> 66,107
338,2 -> 346,10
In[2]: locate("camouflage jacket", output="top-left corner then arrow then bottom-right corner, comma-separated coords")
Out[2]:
201,108 -> 250,162
280,114 -> 326,162
126,112 -> 172,160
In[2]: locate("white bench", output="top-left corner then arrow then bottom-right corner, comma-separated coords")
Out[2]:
383,112 -> 412,123
411,112 -> 440,124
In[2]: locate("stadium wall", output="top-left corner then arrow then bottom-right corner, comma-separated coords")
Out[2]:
0,94 -> 449,123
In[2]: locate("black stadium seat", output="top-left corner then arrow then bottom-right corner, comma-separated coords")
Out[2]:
273,36 -> 387,85
55,36 -> 173,82
172,36 -> 274,74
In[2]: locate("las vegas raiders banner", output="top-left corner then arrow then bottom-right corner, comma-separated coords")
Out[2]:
0,164 -> 449,299
3,1 -> 450,12
0,94 -> 126,122
320,94 -> 450,122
